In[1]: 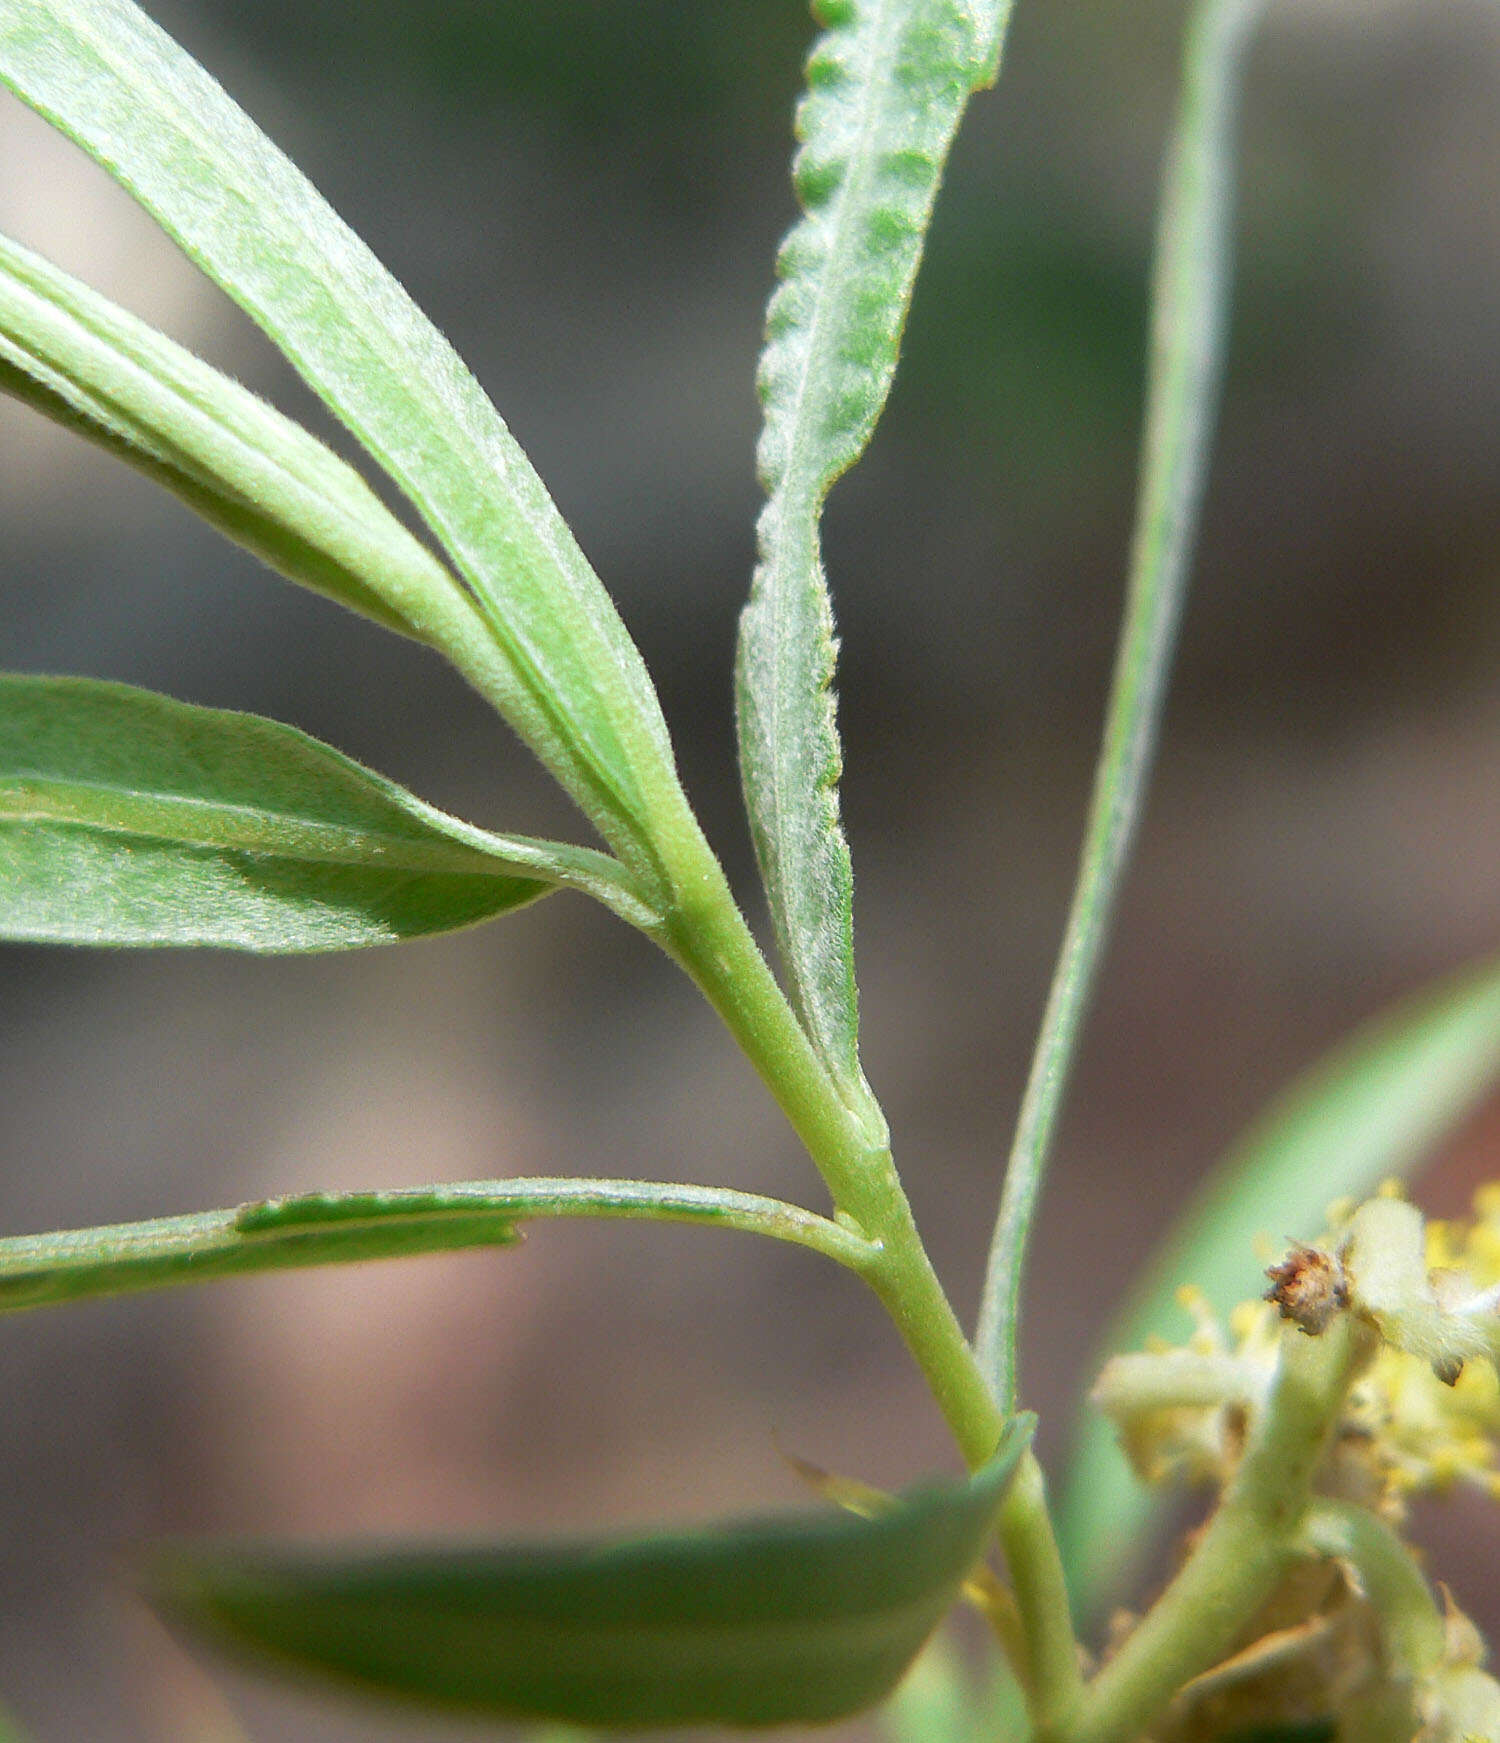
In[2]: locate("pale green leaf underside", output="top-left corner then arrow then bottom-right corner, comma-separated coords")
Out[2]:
1060,955 -> 1500,1618
0,675 -> 647,950
0,0 -> 684,871
964,0 -> 1017,88
144,1417 -> 1034,1727
0,1177 -> 876,1314
737,0 -> 1005,1097
0,227 -> 471,648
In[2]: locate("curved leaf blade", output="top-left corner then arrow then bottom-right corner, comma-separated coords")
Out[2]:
0,675 -> 642,950
0,227 -> 470,648
145,1416 -> 1033,1728
736,0 -> 1007,1099
0,1178 -> 875,1316
1059,956 -> 1500,1618
975,0 -> 1263,1412
0,0 -> 685,870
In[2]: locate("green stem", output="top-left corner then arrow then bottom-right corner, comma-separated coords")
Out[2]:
656,844 -> 1084,1729
1299,1500 -> 1447,1679
999,1453 -> 1086,1736
1065,1318 -> 1367,1743
974,0 -> 1263,1412
658,850 -> 999,1459
0,1177 -> 876,1314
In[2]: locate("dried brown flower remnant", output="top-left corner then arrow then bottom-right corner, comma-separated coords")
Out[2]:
1266,1242 -> 1348,1335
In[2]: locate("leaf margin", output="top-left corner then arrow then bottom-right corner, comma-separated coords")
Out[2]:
736,0 -> 1009,1105
142,1415 -> 1036,1728
0,0 -> 693,879
0,673 -> 653,951
0,225 -> 471,649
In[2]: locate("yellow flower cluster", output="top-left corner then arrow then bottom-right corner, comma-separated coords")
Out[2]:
1336,1186 -> 1500,1516
1095,1186 -> 1500,1516
1093,1186 -> 1500,1741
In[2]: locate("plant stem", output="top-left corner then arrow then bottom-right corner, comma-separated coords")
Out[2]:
0,1178 -> 876,1314
998,1453 -> 1086,1736
659,850 -> 998,1452
1065,1317 -> 1367,1743
974,0 -> 1263,1412
657,845 -> 1085,1728
1299,1500 -> 1447,1680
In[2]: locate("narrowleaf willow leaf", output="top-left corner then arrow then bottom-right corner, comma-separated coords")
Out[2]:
0,1179 -> 875,1315
0,675 -> 651,950
144,1415 -> 1034,1728
1060,955 -> 1500,1619
0,226 -> 474,650
0,0 -> 695,883
976,0 -> 1262,1412
737,0 -> 1014,1105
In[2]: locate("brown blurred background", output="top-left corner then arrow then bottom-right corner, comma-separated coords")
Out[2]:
5,0 -> 1500,1735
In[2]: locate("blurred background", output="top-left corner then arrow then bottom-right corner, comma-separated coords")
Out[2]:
5,0 -> 1500,1735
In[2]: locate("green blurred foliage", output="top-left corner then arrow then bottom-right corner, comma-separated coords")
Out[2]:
210,0 -> 810,160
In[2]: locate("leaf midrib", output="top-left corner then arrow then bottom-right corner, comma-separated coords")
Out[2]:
228,1587 -> 960,1648
1,776 -> 518,875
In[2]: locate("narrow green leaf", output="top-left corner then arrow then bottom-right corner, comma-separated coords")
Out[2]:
0,674 -> 650,950
144,1417 -> 1034,1728
0,1178 -> 878,1315
0,0 -> 688,875
1059,954 -> 1500,1619
736,0 -> 1010,1101
975,0 -> 1263,1413
0,227 -> 472,647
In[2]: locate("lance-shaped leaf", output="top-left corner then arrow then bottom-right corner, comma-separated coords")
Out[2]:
976,0 -> 1262,1414
0,1178 -> 875,1314
144,1416 -> 1034,1728
736,0 -> 1010,1098
0,0 -> 687,876
0,675 -> 650,950
1060,956 -> 1500,1619
0,226 -> 477,649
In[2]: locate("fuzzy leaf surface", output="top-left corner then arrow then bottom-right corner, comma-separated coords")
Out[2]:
1060,956 -> 1500,1618
145,1416 -> 1034,1727
0,227 -> 469,646
737,0 -> 1003,1097
0,0 -> 684,872
0,675 -> 642,950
